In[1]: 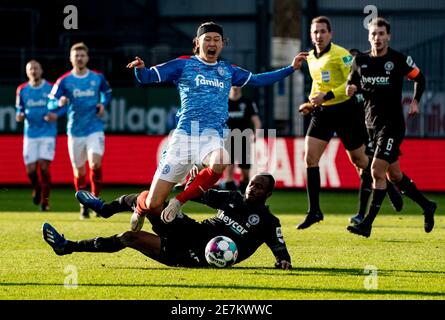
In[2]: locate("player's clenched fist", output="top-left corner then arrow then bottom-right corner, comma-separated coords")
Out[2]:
298,102 -> 314,115
346,84 -> 357,97
126,56 -> 145,69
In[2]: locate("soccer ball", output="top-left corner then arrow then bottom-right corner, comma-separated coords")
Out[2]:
205,235 -> 238,268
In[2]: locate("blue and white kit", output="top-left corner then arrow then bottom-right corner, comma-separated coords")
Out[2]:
16,80 -> 56,164
49,69 -> 112,137
135,55 -> 295,183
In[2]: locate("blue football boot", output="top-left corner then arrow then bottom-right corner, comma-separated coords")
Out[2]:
42,222 -> 69,256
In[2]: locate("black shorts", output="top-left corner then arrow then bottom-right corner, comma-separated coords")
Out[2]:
367,127 -> 404,164
306,99 -> 366,151
149,215 -> 211,267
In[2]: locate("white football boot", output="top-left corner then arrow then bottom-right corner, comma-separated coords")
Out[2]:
161,198 -> 183,223
130,210 -> 145,232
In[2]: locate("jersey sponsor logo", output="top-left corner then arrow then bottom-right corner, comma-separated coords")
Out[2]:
26,99 -> 47,107
73,88 -> 95,98
247,214 -> 260,225
342,55 -> 353,66
384,61 -> 394,71
217,211 -> 248,235
361,76 -> 390,85
194,75 -> 225,89
321,71 -> 330,83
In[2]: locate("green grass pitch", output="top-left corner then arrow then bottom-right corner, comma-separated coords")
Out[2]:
0,187 -> 444,300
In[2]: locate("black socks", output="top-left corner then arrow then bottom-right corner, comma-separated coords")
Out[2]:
363,188 -> 387,226
306,167 -> 321,213
67,235 -> 125,253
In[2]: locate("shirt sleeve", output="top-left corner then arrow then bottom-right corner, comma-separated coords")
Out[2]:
231,65 -> 294,87
331,53 -> 353,99
99,74 -> 112,106
401,54 -> 421,80
194,189 -> 234,210
15,86 -> 25,114
347,56 -> 361,87
135,58 -> 186,84
47,78 -> 68,116
264,215 -> 291,263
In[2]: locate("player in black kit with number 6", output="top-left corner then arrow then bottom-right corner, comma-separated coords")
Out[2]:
346,17 -> 437,237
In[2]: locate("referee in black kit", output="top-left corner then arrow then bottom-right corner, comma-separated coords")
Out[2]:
346,17 -> 437,237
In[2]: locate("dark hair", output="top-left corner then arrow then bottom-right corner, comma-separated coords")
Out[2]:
196,21 -> 223,38
257,172 -> 275,193
311,16 -> 332,32
193,21 -> 227,55
368,17 -> 391,34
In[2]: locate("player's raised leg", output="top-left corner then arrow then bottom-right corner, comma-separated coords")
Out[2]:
388,161 -> 437,233
161,147 -> 227,224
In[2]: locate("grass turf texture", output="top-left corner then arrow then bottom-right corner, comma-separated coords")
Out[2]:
0,187 -> 444,299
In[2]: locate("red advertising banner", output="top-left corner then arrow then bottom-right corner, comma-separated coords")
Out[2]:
1,135 -> 444,191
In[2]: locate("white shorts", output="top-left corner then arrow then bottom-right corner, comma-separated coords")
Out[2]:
23,136 -> 56,165
68,132 -> 105,168
154,132 -> 224,183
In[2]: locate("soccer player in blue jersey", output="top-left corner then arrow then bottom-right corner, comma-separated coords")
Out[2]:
125,21 -> 308,231
16,60 -> 56,211
46,43 -> 112,219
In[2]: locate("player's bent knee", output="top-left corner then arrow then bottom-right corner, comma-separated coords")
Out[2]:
119,231 -> 139,247
304,155 -> 319,167
387,172 -> 402,184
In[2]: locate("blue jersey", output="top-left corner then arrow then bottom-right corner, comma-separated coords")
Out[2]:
135,55 -> 294,136
16,80 -> 56,138
49,69 -> 112,137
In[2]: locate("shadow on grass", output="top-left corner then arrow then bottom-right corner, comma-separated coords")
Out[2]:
0,281 -> 443,297
108,265 -> 445,276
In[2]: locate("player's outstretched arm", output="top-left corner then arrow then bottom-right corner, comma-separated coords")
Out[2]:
127,56 -> 166,84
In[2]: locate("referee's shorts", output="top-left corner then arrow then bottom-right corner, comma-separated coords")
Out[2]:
306,98 -> 366,151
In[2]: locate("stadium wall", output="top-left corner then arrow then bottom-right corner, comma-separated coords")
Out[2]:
1,135 -> 444,192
